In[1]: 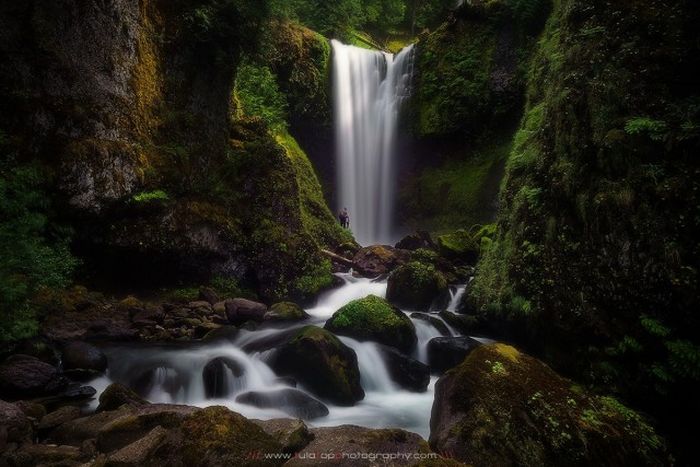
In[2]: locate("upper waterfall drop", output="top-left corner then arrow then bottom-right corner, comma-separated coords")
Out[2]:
332,40 -> 415,246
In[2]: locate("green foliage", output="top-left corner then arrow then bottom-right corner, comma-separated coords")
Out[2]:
132,190 -> 169,203
235,60 -> 288,131
0,155 -> 77,342
180,0 -> 271,63
624,117 -> 668,142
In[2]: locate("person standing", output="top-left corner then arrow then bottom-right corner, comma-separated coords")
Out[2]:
339,208 -> 350,229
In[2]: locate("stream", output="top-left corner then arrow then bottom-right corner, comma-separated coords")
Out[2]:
86,274 -> 468,439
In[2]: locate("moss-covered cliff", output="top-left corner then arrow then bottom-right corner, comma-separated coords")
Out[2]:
0,0 -> 346,303
469,0 -> 700,457
399,0 -> 548,232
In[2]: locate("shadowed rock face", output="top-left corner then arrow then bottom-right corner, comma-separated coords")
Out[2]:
430,343 -> 669,466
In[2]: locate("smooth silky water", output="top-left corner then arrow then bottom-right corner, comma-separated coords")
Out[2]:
88,274 -> 469,439
332,41 -> 415,246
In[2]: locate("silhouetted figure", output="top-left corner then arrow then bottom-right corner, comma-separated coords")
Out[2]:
339,208 -> 350,229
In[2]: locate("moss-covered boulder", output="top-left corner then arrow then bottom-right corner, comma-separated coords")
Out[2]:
436,230 -> 479,263
430,344 -> 669,466
97,383 -> 148,412
265,302 -> 309,322
171,406 -> 284,466
325,295 -> 417,353
268,326 -> 364,406
386,262 -> 449,311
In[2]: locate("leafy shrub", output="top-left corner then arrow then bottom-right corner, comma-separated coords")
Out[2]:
0,155 -> 77,342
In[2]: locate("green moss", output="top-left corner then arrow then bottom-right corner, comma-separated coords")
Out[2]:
400,139 -> 511,231
325,295 -> 416,352
386,261 -> 448,311
132,190 -> 169,203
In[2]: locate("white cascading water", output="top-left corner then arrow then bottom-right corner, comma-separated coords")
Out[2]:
87,275 -> 471,438
332,40 -> 415,245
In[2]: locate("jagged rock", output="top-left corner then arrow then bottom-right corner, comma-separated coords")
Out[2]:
6,443 -> 82,466
378,345 -> 430,392
252,418 -> 313,454
386,262 -> 448,311
225,298 -> 268,325
97,383 -> 148,412
269,326 -> 364,406
0,400 -> 32,444
202,357 -> 245,399
62,341 -> 108,372
96,404 -> 199,453
48,406 -> 133,446
38,405 -> 81,432
325,295 -> 417,353
236,389 -> 329,420
430,344 -> 669,466
427,336 -> 482,373
105,425 -> 168,467
0,354 -> 61,399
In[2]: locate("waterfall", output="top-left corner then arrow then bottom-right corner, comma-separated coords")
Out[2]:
332,40 -> 415,246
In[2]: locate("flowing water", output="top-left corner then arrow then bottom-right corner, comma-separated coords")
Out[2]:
88,274 -> 465,439
332,41 -> 415,245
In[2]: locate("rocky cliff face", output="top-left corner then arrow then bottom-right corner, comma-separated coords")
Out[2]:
0,0 -> 345,301
469,0 -> 700,457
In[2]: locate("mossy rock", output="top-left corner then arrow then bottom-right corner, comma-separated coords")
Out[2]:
176,406 -> 284,466
386,262 -> 449,312
325,295 -> 417,353
269,326 -> 364,406
265,302 -> 309,322
436,230 -> 479,263
430,344 -> 669,466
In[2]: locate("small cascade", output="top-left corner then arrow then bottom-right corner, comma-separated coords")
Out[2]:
332,41 -> 415,245
446,284 -> 467,312
412,319 -> 444,364
305,273 -> 387,320
338,336 -> 397,392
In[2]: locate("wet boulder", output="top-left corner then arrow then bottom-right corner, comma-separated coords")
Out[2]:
0,400 -> 33,444
61,341 -> 108,373
198,287 -> 220,305
352,245 -> 409,276
269,326 -> 364,406
105,425 -> 168,467
0,354 -> 61,399
386,262 -> 448,311
202,357 -> 245,399
97,383 -> 148,412
265,302 -> 309,322
325,295 -> 416,353
236,388 -> 329,420
47,406 -> 134,446
378,345 -> 430,392
430,343 -> 669,466
395,231 -> 435,251
225,298 -> 268,325
427,336 -> 482,373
